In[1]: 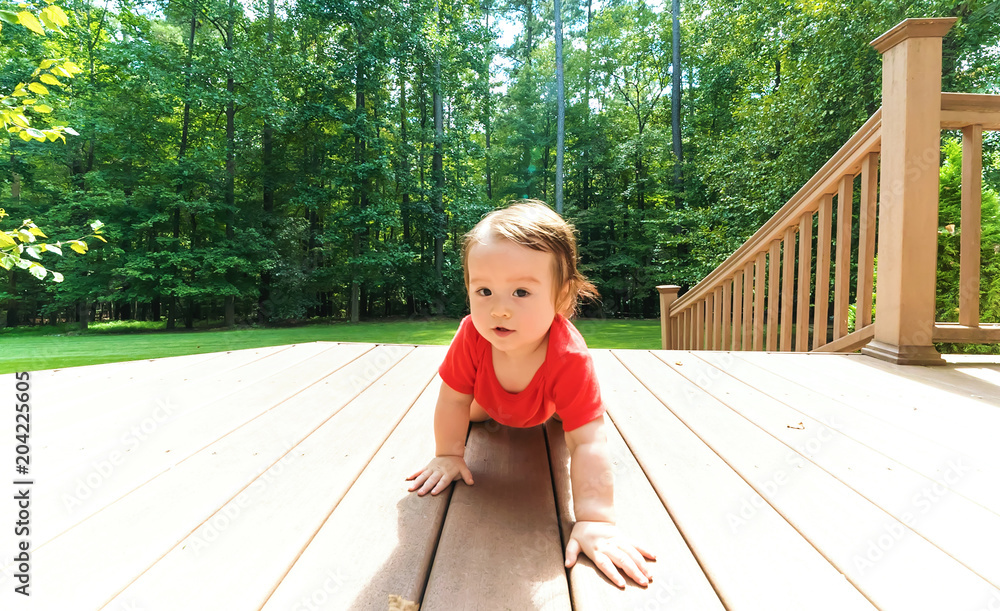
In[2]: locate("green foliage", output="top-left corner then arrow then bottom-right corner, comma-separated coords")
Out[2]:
1,0 -> 999,334
0,1 -> 80,143
0,208 -> 104,282
935,137 -> 1000,325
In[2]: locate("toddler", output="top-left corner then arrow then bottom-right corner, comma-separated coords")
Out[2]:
407,200 -> 654,588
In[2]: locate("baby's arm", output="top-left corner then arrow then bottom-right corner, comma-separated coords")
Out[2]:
564,415 -> 655,587
406,381 -> 475,496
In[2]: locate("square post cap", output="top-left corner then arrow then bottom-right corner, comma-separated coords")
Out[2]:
871,17 -> 957,54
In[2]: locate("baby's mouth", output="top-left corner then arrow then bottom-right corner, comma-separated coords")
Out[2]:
494,326 -> 514,334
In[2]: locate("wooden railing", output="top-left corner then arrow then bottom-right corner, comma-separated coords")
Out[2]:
658,18 -> 1000,364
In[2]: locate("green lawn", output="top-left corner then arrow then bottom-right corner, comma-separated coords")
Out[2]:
0,318 -> 660,374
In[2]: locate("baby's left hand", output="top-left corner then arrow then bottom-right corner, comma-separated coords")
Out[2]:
565,520 -> 655,588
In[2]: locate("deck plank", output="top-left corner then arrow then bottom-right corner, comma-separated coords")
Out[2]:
32,343 -> 372,547
36,346 -> 285,417
628,349 -> 998,608
1,344 -> 416,609
545,356 -> 725,609
607,350 -> 876,610
102,345 -> 441,610
261,373 -> 450,610
732,352 -> 1000,469
679,351 -> 1000,588
2,343 -> 999,610
422,422 -> 572,610
698,351 -> 1000,516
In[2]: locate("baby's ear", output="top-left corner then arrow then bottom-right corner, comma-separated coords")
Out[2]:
556,282 -> 574,317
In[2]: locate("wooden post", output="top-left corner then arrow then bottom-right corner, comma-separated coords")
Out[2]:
862,18 -> 955,365
657,285 -> 681,350
960,124 -> 982,327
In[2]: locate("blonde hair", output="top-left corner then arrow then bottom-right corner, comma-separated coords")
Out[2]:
462,200 -> 599,317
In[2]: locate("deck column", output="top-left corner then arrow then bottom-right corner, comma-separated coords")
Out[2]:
657,285 -> 681,350
862,18 -> 956,366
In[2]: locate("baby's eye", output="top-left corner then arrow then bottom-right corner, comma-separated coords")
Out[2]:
513,289 -> 530,298
476,288 -> 492,297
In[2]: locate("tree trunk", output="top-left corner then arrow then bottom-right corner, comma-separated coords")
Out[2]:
484,2 -> 493,201
432,24 -> 445,313
554,0 -> 565,213
350,37 -> 368,323
583,0 -> 593,211
671,0 -> 683,201
259,0 -> 276,324
224,0 -> 237,328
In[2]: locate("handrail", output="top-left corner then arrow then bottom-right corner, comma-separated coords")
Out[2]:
941,92 -> 1000,129
671,110 -> 882,313
659,18 -> 1000,362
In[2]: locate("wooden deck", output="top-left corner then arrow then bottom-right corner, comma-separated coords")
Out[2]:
1,342 -> 999,610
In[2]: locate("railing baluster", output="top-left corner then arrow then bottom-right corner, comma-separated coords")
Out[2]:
686,307 -> 694,350
695,299 -> 704,350
742,260 -> 754,350
857,153 -> 879,329
713,286 -> 723,350
833,174 -> 855,339
705,291 -> 715,350
753,251 -> 766,350
732,269 -> 744,350
814,194 -> 834,349
767,239 -> 780,351
796,213 -> 814,351
781,226 -> 796,351
722,279 -> 732,350
960,124 -> 983,328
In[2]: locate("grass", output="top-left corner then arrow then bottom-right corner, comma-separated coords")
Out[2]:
0,317 -> 661,374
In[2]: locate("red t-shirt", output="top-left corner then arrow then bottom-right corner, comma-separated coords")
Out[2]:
439,314 -> 604,431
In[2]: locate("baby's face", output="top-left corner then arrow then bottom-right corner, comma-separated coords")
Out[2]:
466,236 -> 563,358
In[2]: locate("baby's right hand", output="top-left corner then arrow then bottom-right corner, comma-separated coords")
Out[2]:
406,455 -> 474,496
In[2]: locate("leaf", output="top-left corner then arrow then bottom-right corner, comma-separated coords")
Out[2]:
46,243 -> 62,255
0,10 -> 19,24
50,270 -> 63,282
69,241 -> 87,254
18,131 -> 32,141
62,61 -> 81,74
12,114 -> 29,127
64,126 -> 79,136
0,232 -> 16,248
44,5 -> 69,27
48,6 -> 69,28
90,220 -> 104,231
53,66 -> 72,78
0,254 -> 16,270
25,127 -> 46,140
34,104 -> 53,113
16,10 -> 45,35
18,229 -> 35,243
28,263 -> 47,281
27,82 -> 49,95
25,246 -> 41,259
28,226 -> 47,238
92,234 -> 107,243
39,59 -> 55,70
40,5 -> 68,30
40,74 -> 64,87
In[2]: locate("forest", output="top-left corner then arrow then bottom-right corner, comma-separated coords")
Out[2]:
2,0 -> 999,329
